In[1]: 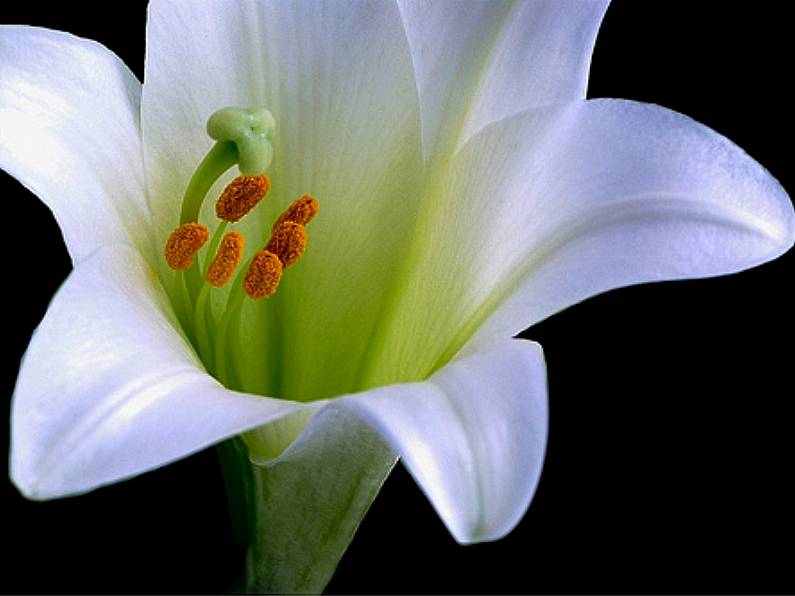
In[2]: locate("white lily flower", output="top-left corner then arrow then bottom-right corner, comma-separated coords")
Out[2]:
2,1 -> 792,593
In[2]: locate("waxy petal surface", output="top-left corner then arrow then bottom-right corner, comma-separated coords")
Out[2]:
10,245 -> 312,499
0,26 -> 152,262
339,338 -> 548,543
369,99 -> 794,382
10,238 -> 548,549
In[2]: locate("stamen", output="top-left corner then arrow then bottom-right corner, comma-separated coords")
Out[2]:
206,231 -> 245,287
165,222 -> 209,270
272,194 -> 319,232
216,175 -> 271,222
266,221 -> 308,268
243,251 -> 283,299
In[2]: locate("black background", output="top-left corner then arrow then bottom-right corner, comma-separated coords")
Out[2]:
2,2 -> 792,594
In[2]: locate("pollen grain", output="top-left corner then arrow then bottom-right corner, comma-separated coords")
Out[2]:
266,221 -> 307,268
164,222 -> 209,270
272,194 -> 318,232
244,250 -> 283,299
205,231 -> 245,287
216,174 -> 271,222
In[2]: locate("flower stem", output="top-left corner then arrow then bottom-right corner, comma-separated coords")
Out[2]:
215,415 -> 398,594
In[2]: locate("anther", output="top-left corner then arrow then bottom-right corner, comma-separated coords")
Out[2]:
243,251 -> 283,299
272,194 -> 319,232
216,175 -> 271,222
206,231 -> 245,287
266,221 -> 308,268
165,222 -> 209,270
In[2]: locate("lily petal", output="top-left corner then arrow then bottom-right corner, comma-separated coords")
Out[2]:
371,99 -> 794,381
0,26 -> 152,263
469,99 -> 795,345
339,338 -> 548,544
10,244 -> 312,500
396,0 -> 609,163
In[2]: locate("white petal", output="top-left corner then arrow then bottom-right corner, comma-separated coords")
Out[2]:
10,244 -> 312,500
142,1 -> 425,399
338,338 -> 548,544
467,99 -> 795,345
0,26 -> 152,263
370,99 -> 794,377
396,0 -> 609,163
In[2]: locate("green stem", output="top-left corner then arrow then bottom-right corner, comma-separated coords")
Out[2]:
215,416 -> 398,594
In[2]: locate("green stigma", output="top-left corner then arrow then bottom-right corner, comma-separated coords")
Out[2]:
208,107 -> 276,176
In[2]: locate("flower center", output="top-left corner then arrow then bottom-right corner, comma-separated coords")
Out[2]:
163,107 -> 317,388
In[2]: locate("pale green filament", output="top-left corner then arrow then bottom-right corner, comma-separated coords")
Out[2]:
194,283 -> 215,368
203,221 -> 229,272
215,282 -> 247,386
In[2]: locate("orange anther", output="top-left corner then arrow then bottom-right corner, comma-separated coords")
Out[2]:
205,231 -> 245,287
272,194 -> 318,232
215,174 -> 271,222
243,250 -> 283,299
266,221 -> 307,268
164,222 -> 209,270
